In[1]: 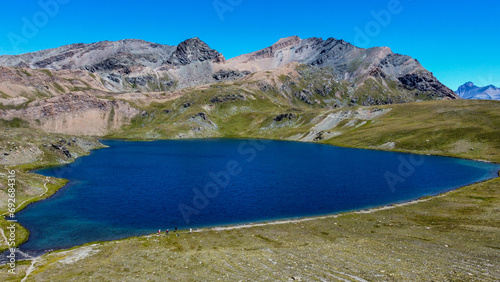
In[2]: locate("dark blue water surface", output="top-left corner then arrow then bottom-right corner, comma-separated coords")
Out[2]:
16,139 -> 500,253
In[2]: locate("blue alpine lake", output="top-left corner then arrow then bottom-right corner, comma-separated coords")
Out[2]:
15,139 -> 500,254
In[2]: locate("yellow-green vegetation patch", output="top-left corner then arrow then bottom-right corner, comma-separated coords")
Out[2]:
38,69 -> 53,77
326,100 -> 500,162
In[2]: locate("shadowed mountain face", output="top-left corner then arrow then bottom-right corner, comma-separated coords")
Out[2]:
456,82 -> 500,100
0,36 -> 456,99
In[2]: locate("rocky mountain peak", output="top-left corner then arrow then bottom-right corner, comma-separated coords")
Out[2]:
456,81 -> 500,100
167,37 -> 225,66
457,82 -> 478,94
271,36 -> 301,49
464,81 -> 476,88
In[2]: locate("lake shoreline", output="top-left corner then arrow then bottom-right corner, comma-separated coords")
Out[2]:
4,167 -> 499,280
0,176 -> 487,264
3,137 -> 500,260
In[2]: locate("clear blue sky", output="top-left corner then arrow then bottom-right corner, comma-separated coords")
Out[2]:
0,0 -> 498,90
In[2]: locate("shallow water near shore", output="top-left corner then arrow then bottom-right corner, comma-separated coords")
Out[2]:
14,139 -> 500,254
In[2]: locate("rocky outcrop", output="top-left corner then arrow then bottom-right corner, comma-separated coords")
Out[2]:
192,112 -> 208,120
167,38 -> 225,66
209,94 -> 245,103
294,91 -> 313,105
274,113 -> 296,122
212,69 -> 250,81
84,57 -> 134,74
398,72 -> 457,99
52,143 -> 71,158
313,131 -> 325,141
189,111 -> 218,133
125,76 -> 156,87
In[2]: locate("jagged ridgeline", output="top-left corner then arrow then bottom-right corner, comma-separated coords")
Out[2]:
0,36 -> 458,136
0,36 -> 456,98
456,81 -> 500,100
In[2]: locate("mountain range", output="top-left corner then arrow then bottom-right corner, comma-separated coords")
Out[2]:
455,82 -> 500,100
0,36 -> 458,136
0,36 -> 456,98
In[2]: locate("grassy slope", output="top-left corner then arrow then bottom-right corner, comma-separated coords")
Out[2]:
325,99 -> 500,163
